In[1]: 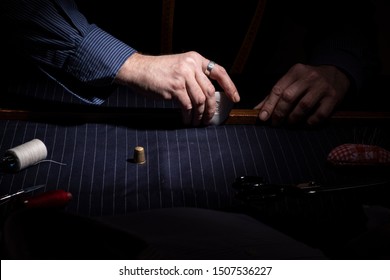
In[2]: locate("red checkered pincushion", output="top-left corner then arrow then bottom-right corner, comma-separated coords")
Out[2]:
327,143 -> 390,166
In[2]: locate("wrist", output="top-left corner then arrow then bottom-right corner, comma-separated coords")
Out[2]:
115,52 -> 143,87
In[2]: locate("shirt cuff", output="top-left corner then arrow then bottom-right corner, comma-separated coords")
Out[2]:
66,25 -> 137,87
308,48 -> 365,94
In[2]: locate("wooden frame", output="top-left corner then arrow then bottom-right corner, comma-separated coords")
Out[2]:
1,106 -> 390,127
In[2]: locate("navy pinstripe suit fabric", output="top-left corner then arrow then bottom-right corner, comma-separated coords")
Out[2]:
1,119 -> 387,217
2,75 -> 390,217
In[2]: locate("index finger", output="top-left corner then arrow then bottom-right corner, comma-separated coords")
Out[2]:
206,63 -> 240,103
255,85 -> 283,121
255,70 -> 299,121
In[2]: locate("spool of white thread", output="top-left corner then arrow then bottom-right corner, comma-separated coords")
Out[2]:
4,139 -> 48,172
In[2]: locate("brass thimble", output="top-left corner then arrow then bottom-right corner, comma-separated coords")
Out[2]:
133,146 -> 146,164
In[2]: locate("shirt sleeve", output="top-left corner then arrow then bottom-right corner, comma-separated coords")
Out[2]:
2,0 -> 137,104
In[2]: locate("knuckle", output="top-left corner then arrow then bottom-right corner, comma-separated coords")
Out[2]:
187,51 -> 200,59
291,63 -> 307,72
316,111 -> 327,121
306,70 -> 321,81
273,110 -> 284,120
180,56 -> 197,70
193,94 -> 206,106
299,99 -> 313,112
281,88 -> 296,102
170,79 -> 186,92
271,85 -> 283,96
216,65 -> 227,75
208,108 -> 216,117
326,87 -> 337,97
206,84 -> 216,96
182,101 -> 193,111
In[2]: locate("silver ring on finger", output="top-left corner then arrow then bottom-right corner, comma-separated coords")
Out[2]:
205,60 -> 216,76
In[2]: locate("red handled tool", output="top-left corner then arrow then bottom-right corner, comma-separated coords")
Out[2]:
23,189 -> 72,209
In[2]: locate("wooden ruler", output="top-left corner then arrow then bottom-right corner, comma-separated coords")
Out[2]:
226,109 -> 390,125
1,107 -> 389,126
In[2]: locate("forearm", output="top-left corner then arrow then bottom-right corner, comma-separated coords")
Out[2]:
308,33 -> 380,94
2,0 -> 137,102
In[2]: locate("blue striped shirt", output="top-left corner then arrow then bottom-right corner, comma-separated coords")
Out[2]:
2,0 -> 137,104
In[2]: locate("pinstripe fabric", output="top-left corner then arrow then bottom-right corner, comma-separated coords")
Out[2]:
1,119 -> 388,217
2,3 -> 389,217
2,60 -> 390,218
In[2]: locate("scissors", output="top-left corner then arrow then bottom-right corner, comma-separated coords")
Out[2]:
0,184 -> 45,205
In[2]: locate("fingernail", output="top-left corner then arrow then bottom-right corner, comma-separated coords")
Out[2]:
260,110 -> 269,120
233,92 -> 240,102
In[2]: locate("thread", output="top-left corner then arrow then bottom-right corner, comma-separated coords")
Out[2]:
3,139 -> 48,172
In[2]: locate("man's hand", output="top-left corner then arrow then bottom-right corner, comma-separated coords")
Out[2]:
115,52 -> 240,126
255,63 -> 351,126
